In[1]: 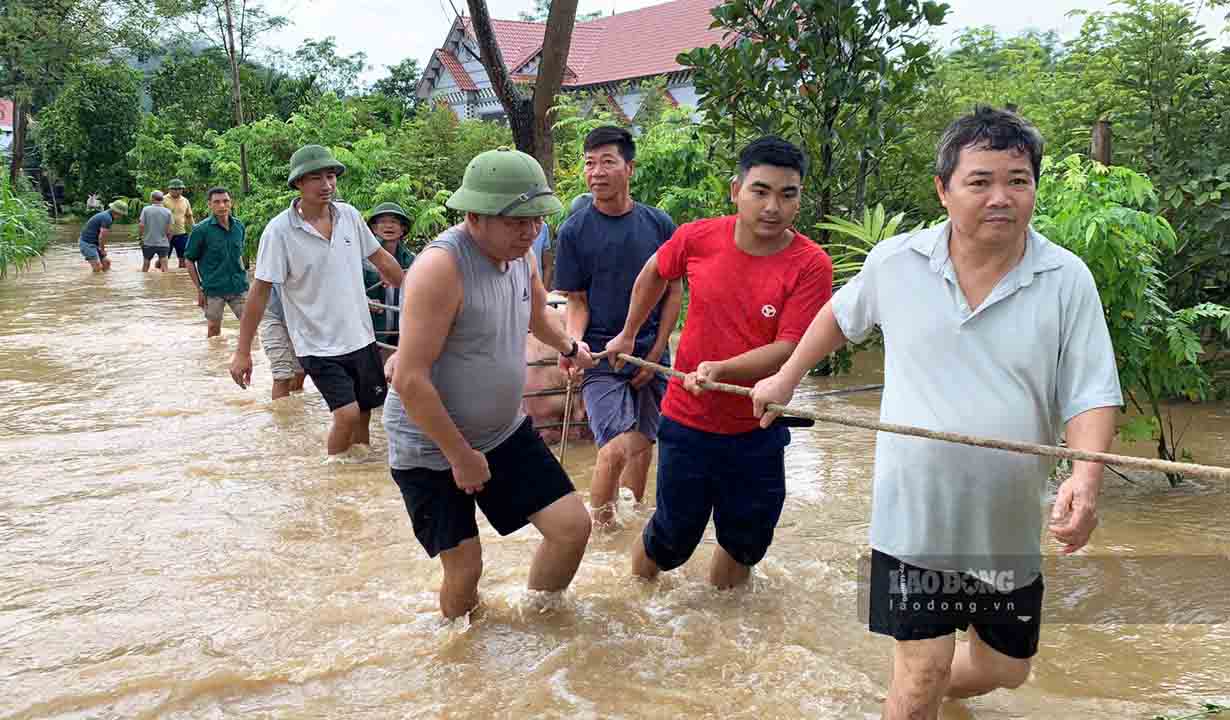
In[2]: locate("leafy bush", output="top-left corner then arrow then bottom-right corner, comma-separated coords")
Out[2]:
0,175 -> 53,278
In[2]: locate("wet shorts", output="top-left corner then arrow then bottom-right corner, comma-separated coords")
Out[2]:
581,370 -> 667,448
79,240 -> 105,263
170,234 -> 189,259
642,417 -> 789,571
204,293 -> 246,323
391,417 -> 576,557
866,549 -> 1044,659
142,244 -> 170,260
299,342 -> 387,412
258,314 -> 302,381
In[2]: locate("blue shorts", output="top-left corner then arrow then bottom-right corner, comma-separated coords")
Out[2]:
642,417 -> 789,571
79,240 -> 104,262
581,370 -> 667,448
170,234 -> 189,258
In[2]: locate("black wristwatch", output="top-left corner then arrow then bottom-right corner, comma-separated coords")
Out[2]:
562,339 -> 579,358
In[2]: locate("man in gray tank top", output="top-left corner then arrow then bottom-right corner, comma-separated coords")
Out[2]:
383,147 -> 596,620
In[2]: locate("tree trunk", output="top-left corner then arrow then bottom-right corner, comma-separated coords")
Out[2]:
223,0 -> 251,193
853,148 -> 869,218
1091,119 -> 1112,165
467,0 -> 578,189
531,0 -> 578,189
9,99 -> 27,189
467,0 -> 535,154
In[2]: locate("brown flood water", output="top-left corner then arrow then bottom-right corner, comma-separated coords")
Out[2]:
1,227 -> 1227,719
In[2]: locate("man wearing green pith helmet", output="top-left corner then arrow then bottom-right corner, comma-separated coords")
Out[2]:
229,144 -> 406,457
363,202 -> 416,357
382,147 -> 597,620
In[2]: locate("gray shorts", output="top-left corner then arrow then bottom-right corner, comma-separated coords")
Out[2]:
204,293 -> 246,323
258,315 -> 303,380
581,370 -> 667,448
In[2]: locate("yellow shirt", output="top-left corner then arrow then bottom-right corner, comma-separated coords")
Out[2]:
165,195 -> 195,235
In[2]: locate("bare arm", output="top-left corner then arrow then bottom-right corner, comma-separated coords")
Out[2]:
621,255 -> 670,339
367,247 -> 405,287
186,260 -> 203,291
649,279 -> 684,361
775,303 -> 850,386
98,226 -> 109,252
563,290 -> 589,350
710,341 -> 798,383
529,252 -> 582,357
236,279 -> 272,356
1049,405 -> 1118,553
392,249 -> 473,464
226,280 -> 272,388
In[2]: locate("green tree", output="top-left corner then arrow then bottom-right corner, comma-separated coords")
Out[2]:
1032,155 -> 1229,484
289,37 -> 369,98
39,62 -> 143,200
1065,0 -> 1230,308
679,0 -> 949,235
371,57 -> 423,114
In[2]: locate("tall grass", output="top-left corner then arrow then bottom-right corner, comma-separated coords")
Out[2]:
0,174 -> 52,278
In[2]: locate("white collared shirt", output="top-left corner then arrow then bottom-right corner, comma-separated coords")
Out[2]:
254,200 -> 382,357
831,221 -> 1123,580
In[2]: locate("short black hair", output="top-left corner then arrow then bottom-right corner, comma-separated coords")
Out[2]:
583,125 -> 635,163
935,105 -> 1044,188
206,186 -> 231,201
737,135 -> 808,181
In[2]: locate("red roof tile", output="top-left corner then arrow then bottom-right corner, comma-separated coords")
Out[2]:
436,49 -> 477,91
459,0 -> 728,89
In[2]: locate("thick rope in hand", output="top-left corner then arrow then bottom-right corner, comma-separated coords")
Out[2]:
560,377 -> 574,463
608,352 -> 1230,484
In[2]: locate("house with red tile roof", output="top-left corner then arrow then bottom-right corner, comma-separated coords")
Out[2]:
0,98 -> 14,154
417,0 -> 727,124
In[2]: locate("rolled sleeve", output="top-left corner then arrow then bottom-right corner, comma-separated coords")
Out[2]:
253,222 -> 288,284
830,266 -> 878,343
1057,265 -> 1124,422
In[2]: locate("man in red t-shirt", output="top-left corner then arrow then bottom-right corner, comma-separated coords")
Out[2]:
605,136 -> 833,588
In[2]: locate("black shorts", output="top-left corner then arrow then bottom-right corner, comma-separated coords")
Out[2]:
642,417 -> 789,571
142,245 -> 169,260
867,549 -> 1044,659
298,342 -> 387,412
391,417 -> 575,558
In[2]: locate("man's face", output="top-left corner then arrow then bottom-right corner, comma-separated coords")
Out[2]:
209,192 -> 232,220
583,144 -> 634,202
731,165 -> 802,242
371,216 -> 404,244
935,146 -> 1036,246
168,188 -> 182,198
296,171 -> 337,204
471,213 -> 545,261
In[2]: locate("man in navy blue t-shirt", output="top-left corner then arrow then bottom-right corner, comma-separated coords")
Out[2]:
555,126 -> 684,525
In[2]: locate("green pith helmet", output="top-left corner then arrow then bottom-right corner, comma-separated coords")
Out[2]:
366,201 -> 411,228
107,200 -> 128,216
167,178 -> 186,190
446,147 -> 563,217
287,144 -> 346,189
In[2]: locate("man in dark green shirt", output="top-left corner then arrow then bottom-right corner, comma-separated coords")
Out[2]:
364,202 -> 416,357
186,186 -> 249,338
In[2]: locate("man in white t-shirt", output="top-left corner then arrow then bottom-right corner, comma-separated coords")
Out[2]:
229,145 -> 405,456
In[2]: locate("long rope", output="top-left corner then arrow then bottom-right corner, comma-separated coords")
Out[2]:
609,353 -> 1230,484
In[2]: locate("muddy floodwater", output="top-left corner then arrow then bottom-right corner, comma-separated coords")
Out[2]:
1,228 -> 1227,719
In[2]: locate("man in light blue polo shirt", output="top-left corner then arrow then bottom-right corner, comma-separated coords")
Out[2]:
751,106 -> 1122,719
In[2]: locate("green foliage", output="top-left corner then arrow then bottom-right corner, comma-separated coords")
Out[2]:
679,0 -> 949,233
371,58 -> 423,114
288,37 -> 369,98
1034,155 -> 1230,483
39,61 -> 142,199
818,204 -> 920,287
0,173 -> 52,278
128,94 -> 510,259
